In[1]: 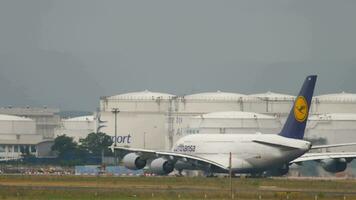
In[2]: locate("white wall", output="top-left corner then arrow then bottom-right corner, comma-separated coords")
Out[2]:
100,111 -> 167,150
57,120 -> 95,142
0,120 -> 36,135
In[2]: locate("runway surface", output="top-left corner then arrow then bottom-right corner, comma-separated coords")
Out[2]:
0,175 -> 355,199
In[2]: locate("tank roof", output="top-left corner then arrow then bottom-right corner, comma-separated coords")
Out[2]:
108,90 -> 175,100
184,91 -> 246,100
0,114 -> 33,121
249,91 -> 295,100
309,113 -> 356,121
64,115 -> 94,121
315,92 -> 356,102
194,111 -> 276,119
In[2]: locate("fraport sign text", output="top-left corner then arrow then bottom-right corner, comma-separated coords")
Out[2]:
112,134 -> 132,144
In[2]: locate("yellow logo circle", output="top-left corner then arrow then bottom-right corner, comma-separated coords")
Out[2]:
294,96 -> 308,122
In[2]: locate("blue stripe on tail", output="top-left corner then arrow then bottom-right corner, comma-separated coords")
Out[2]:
279,75 -> 317,139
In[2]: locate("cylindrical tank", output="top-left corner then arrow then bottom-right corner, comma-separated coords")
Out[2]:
313,92 -> 356,114
58,115 -> 95,142
181,91 -> 246,113
99,90 -> 175,150
306,113 -> 356,151
186,111 -> 281,135
0,114 -> 36,136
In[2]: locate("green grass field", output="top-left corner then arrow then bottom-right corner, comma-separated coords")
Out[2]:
0,175 -> 355,199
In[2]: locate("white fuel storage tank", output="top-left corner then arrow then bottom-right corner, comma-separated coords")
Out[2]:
100,90 -> 176,150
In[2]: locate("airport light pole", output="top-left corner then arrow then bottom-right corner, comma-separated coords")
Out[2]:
143,132 -> 146,149
112,108 -> 120,165
112,108 -> 120,147
229,152 -> 233,199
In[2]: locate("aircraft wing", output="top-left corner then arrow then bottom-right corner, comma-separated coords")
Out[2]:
115,147 -> 229,170
291,152 -> 356,163
311,143 -> 356,149
115,147 -> 157,160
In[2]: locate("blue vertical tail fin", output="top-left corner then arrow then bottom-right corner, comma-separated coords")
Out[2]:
279,75 -> 317,139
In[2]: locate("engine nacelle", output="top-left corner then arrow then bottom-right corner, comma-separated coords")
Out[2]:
321,158 -> 347,173
265,164 -> 289,176
149,158 -> 174,175
122,153 -> 147,170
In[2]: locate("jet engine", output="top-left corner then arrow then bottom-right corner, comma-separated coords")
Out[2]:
321,158 -> 348,173
122,153 -> 147,170
149,158 -> 174,175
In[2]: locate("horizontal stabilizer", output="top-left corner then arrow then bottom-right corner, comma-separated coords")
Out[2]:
291,152 -> 356,163
252,139 -> 300,149
311,142 -> 356,149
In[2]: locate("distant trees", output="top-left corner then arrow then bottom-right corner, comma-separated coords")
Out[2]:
51,132 -> 113,165
52,135 -> 78,159
80,132 -> 113,156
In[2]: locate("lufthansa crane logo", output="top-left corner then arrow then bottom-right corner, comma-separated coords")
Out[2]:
294,96 -> 308,122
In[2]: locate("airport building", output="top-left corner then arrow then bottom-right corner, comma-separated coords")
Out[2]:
0,107 -> 61,159
99,90 -> 356,152
0,114 -> 53,159
0,107 -> 99,160
0,107 -> 60,139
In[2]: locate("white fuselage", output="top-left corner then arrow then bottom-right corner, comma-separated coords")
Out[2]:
172,133 -> 311,173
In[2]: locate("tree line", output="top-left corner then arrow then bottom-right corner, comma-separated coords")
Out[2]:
51,132 -> 113,165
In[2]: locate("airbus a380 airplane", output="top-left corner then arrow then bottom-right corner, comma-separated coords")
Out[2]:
116,75 -> 356,176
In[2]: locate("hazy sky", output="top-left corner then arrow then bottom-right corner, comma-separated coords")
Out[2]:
0,0 -> 356,111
